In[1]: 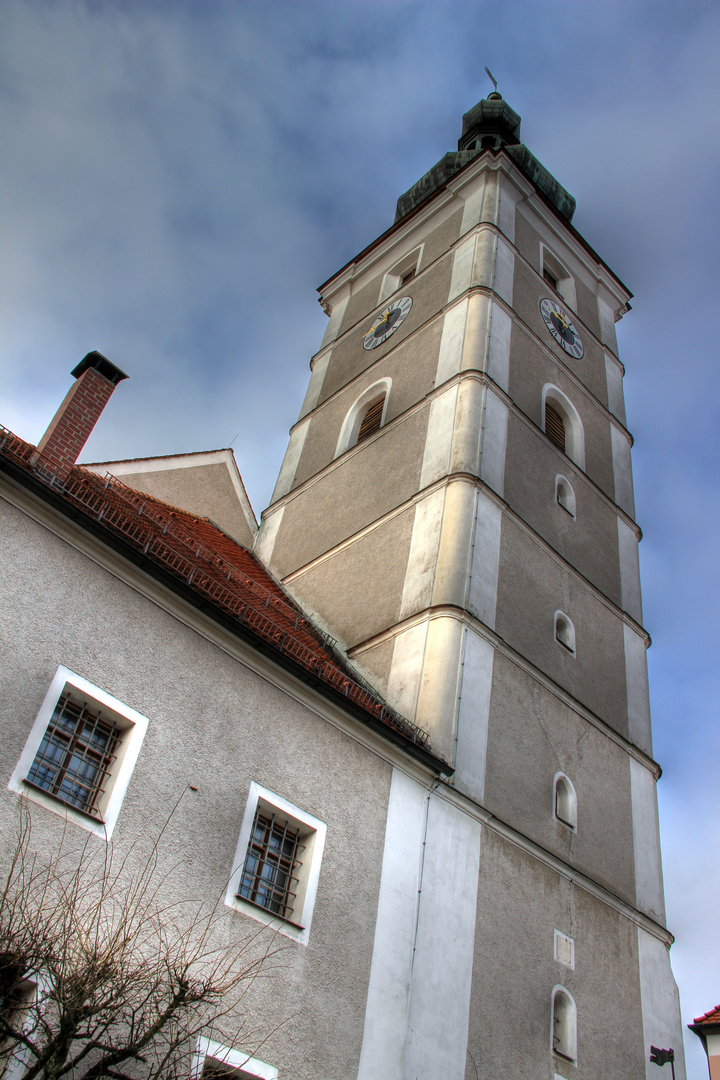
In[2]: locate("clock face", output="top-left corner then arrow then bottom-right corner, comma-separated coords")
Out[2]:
540,298 -> 584,359
363,296 -> 413,350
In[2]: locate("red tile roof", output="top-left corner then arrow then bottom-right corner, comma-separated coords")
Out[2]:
0,426 -> 440,762
693,1005 -> 720,1026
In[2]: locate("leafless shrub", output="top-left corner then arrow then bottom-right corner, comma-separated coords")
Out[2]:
0,803 -> 283,1080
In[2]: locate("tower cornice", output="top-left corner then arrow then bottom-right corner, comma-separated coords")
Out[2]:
317,152 -> 632,309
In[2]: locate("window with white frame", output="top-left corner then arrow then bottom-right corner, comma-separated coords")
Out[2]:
8,666 -> 148,840
554,611 -> 576,656
379,246 -> 423,302
553,773 -> 577,830
554,474 -> 576,518
551,986 -> 577,1062
193,1037 -> 278,1080
541,246 -> 577,310
225,782 -> 326,945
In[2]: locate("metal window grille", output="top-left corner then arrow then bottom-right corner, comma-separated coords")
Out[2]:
357,397 -> 385,444
238,808 -> 304,920
26,694 -> 119,817
545,402 -> 566,452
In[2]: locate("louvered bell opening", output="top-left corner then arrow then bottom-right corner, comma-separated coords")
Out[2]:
545,402 -> 566,452
357,397 -> 385,444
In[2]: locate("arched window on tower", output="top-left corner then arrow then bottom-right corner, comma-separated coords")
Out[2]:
356,395 -> 385,444
542,386 -> 585,470
552,987 -> 577,1062
335,379 -> 392,458
554,773 -> 577,830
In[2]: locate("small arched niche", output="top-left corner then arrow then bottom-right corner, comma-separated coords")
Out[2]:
555,474 -> 576,518
551,986 -> 577,1061
542,385 -> 585,470
553,773 -> 577,830
554,611 -> 576,656
335,380 -> 391,458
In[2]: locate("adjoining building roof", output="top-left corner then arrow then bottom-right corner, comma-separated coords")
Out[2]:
692,1005 -> 720,1027
0,426 -> 448,774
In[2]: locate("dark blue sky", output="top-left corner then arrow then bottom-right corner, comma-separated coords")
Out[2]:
1,3 -> 718,1073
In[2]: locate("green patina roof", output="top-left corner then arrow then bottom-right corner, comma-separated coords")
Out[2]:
395,93 -> 575,225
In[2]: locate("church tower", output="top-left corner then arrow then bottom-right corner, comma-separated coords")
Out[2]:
257,93 -> 685,1079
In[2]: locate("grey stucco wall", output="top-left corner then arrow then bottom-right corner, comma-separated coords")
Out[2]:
481,651 -> 636,903
507,323 -> 616,499
512,208 -> 603,340
319,254 -> 453,404
467,828 -> 646,1080
495,515 -> 629,737
292,319 -> 442,489
512,256 -> 608,406
288,508 -> 414,649
503,413 -> 622,606
0,493 -> 394,1080
513,210 -> 542,273
336,208 -> 463,340
271,409 -> 427,577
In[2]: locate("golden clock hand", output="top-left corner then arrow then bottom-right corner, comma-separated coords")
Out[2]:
369,310 -> 391,334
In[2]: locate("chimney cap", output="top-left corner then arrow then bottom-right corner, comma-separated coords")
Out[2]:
70,351 -> 129,386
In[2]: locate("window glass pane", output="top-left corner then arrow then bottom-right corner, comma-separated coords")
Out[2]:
25,694 -> 118,818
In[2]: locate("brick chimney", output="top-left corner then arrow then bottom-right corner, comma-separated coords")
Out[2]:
36,352 -> 128,471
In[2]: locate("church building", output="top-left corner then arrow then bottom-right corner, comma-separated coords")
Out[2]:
0,92 -> 685,1079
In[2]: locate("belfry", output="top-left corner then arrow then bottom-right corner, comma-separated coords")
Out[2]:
257,92 -> 686,1078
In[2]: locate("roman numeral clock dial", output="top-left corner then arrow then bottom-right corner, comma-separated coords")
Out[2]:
540,297 -> 584,359
363,296 -> 413,350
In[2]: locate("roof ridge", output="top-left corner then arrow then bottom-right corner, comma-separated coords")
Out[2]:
82,448 -> 232,466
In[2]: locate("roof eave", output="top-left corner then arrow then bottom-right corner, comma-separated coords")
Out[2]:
0,453 -> 452,778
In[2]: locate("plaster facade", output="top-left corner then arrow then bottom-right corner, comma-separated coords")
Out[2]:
0,481 -> 409,1080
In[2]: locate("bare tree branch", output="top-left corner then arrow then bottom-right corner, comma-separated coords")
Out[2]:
0,801 -> 285,1080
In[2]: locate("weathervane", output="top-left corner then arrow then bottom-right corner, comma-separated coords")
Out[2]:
484,66 -> 499,94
